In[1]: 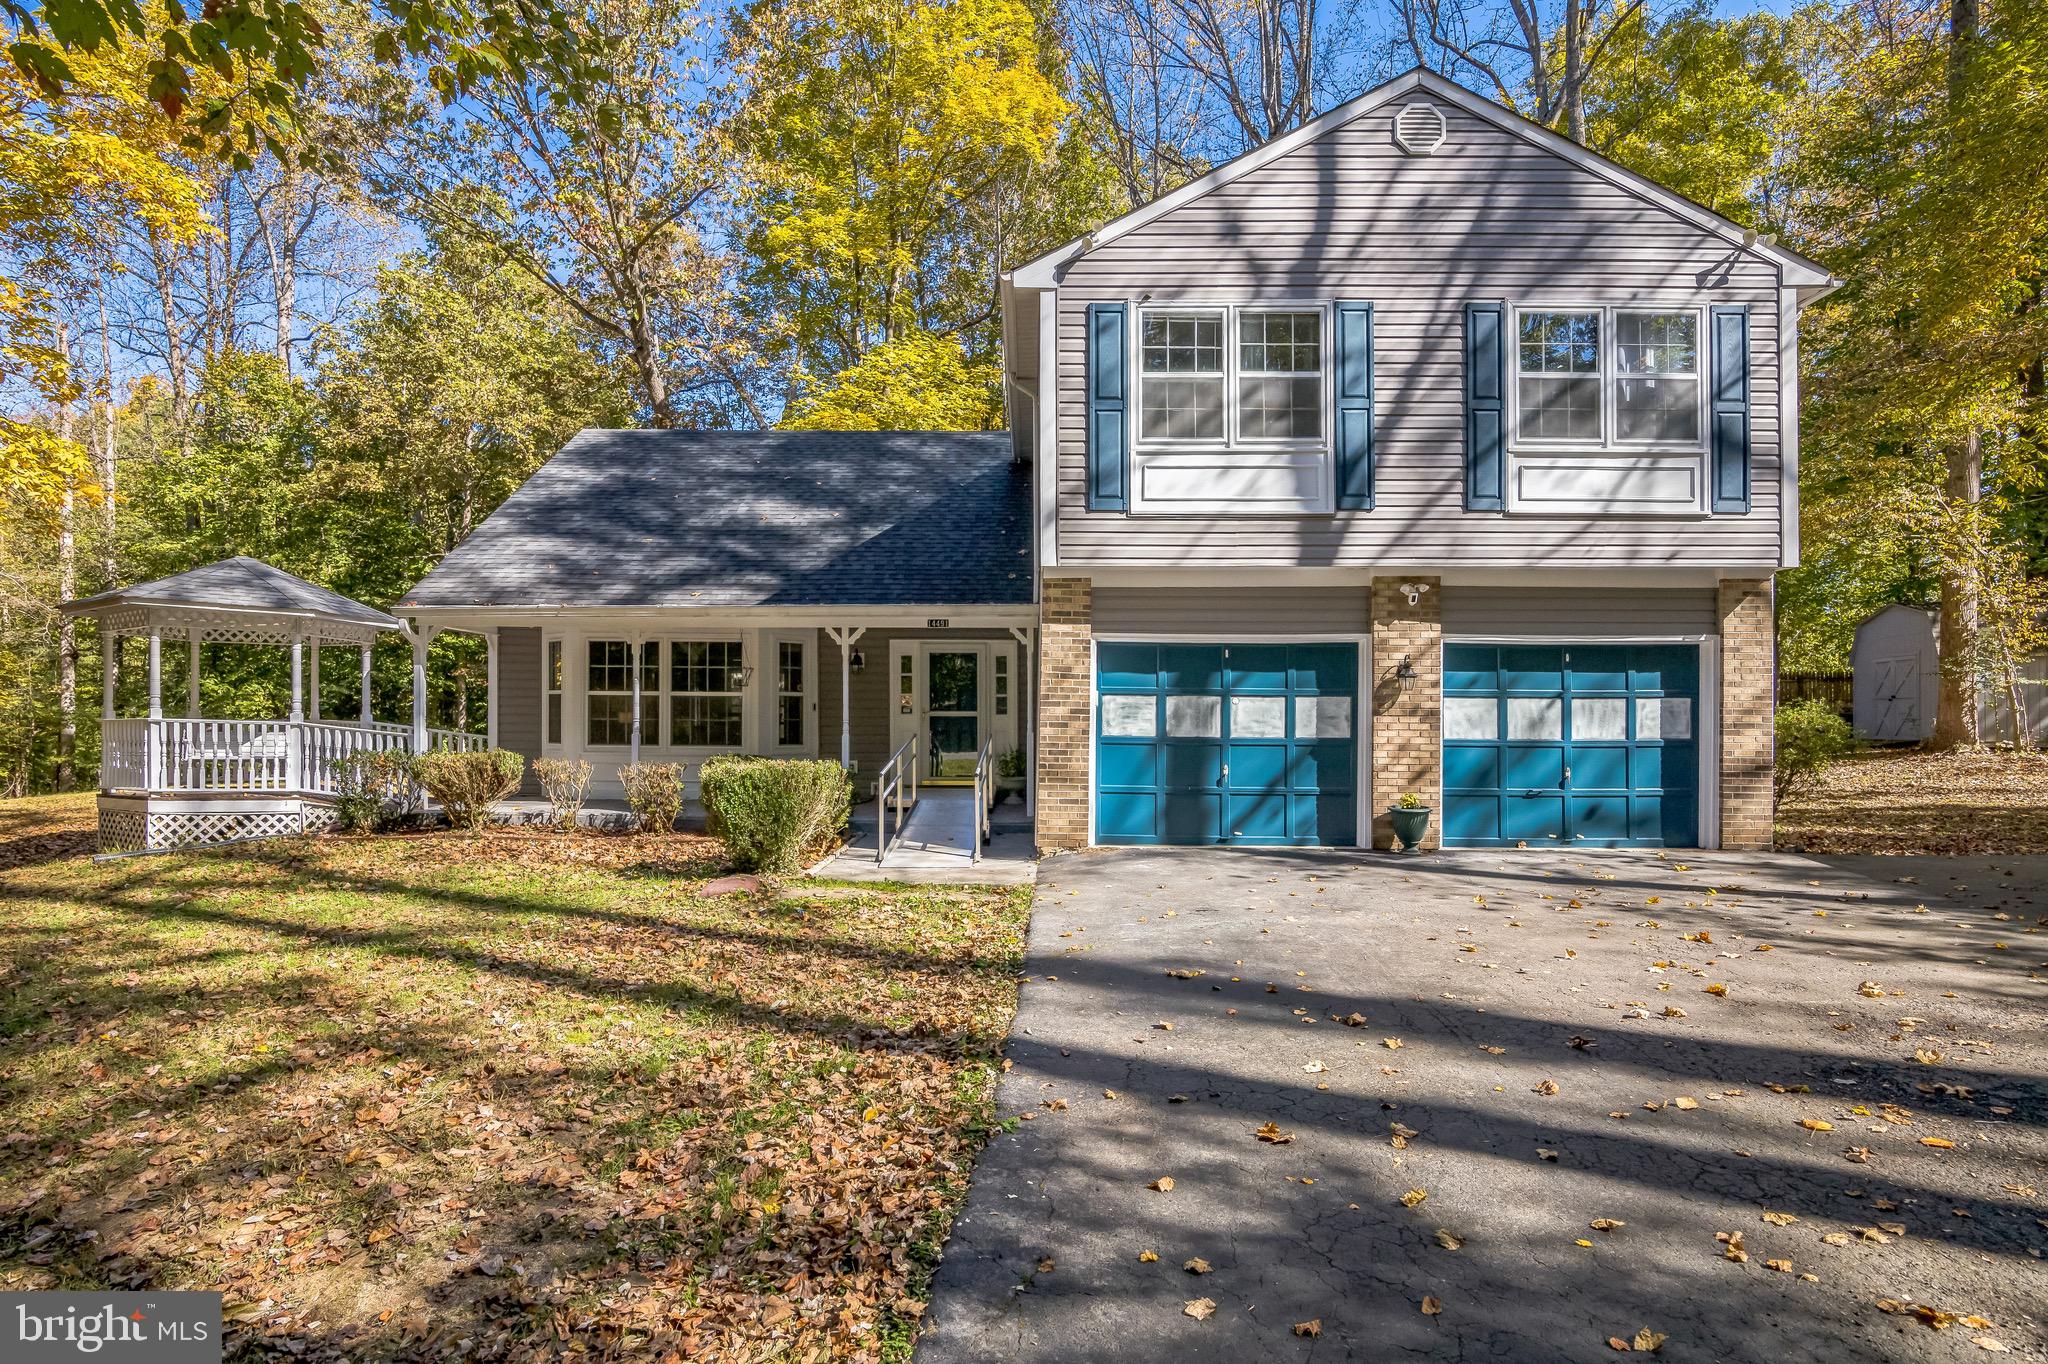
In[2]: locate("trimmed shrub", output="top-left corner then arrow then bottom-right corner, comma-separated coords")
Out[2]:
416,748 -> 525,831
329,750 -> 423,833
1775,700 -> 1855,802
533,757 -> 592,829
700,755 -> 851,872
621,761 -> 686,832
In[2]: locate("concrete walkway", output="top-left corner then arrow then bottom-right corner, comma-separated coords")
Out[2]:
918,847 -> 2048,1363
814,789 -> 1037,885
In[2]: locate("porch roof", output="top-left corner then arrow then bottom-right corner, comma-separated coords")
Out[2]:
60,556 -> 401,646
398,430 -> 1032,611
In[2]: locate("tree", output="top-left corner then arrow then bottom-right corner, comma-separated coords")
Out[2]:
1395,0 -> 1645,144
780,329 -> 1002,430
365,0 -> 762,427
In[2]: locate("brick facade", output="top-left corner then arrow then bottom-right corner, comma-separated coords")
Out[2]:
1036,576 -> 1094,852
1718,577 -> 1776,851
1369,577 -> 1443,850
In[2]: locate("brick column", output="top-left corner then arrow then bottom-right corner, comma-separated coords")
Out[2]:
1718,577 -> 1776,851
1036,576 -> 1093,852
1370,577 -> 1443,850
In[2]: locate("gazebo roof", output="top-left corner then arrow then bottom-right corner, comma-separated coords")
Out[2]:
61,556 -> 402,646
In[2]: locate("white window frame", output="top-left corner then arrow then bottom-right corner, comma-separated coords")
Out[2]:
1507,304 -> 1708,456
583,638 -> 657,749
543,636 -> 564,748
766,632 -> 814,753
1133,301 -> 1332,453
667,638 -> 747,750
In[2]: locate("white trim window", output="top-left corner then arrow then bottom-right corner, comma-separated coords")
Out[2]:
775,640 -> 805,747
670,640 -> 744,747
586,640 -> 657,747
1137,304 -> 1327,447
1511,306 -> 1704,451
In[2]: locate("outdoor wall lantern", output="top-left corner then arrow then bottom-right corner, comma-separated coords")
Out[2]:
1397,654 -> 1417,681
849,648 -> 866,673
729,664 -> 756,690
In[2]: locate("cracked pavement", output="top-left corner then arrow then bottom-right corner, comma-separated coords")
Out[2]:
916,848 -> 2048,1363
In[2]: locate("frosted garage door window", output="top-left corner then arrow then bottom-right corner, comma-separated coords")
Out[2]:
1507,696 -> 1563,741
1166,694 -> 1221,738
1444,697 -> 1497,740
1636,696 -> 1693,740
1572,697 -> 1627,741
1294,696 -> 1352,739
1231,695 -> 1286,739
1101,695 -> 1157,737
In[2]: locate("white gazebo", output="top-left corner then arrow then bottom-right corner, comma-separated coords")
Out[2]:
61,556 -> 482,853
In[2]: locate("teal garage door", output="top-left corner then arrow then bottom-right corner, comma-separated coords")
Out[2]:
1442,644 -> 1700,848
1096,643 -> 1358,846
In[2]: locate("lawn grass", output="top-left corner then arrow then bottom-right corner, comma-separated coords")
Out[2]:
1777,744 -> 2048,853
0,793 -> 1030,1362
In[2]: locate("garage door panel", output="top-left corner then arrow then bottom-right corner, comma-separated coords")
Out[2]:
1161,646 -> 1224,691
1289,742 -> 1355,791
1099,742 -> 1159,787
1162,744 -> 1222,788
1228,645 -> 1291,691
1099,644 -> 1160,690
1161,792 -> 1224,844
1228,791 -> 1289,841
1291,651 -> 1357,694
1504,793 -> 1567,842
1295,793 -> 1355,843
1446,641 -> 1700,849
1504,746 -> 1565,788
1228,743 -> 1288,790
1098,791 -> 1160,842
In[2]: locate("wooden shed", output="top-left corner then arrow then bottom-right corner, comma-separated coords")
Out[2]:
1851,605 -> 1938,742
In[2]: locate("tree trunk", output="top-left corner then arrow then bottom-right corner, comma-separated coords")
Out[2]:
628,302 -> 675,428
97,287 -> 117,585
1933,0 -> 1982,749
1563,0 -> 1586,144
55,323 -> 77,794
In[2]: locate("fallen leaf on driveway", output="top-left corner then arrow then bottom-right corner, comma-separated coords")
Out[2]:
1673,1097 -> 1700,1110
1632,1328 -> 1669,1352
1435,1228 -> 1463,1250
1534,1078 -> 1560,1095
1799,1118 -> 1834,1132
1383,1037 -> 1404,1050
1704,983 -> 1728,997
1184,1258 -> 1211,1274
1293,1319 -> 1322,1338
1303,1060 -> 1326,1073
1766,1258 -> 1793,1273
1183,1298 -> 1216,1321
1589,1218 -> 1625,1232
1973,1336 -> 2011,1352
1037,1257 -> 1055,1273
1421,1296 -> 1442,1316
1138,1250 -> 1159,1262
1761,1211 -> 1799,1226
1921,1136 -> 1956,1149
1716,1230 -> 1748,1262
1148,1177 -> 1175,1192
1165,968 -> 1205,979
1400,1188 -> 1429,1208
1255,1122 -> 1294,1144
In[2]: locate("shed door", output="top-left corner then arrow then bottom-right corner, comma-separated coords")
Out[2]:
1870,655 -> 1921,742
1443,644 -> 1699,848
1097,643 -> 1357,846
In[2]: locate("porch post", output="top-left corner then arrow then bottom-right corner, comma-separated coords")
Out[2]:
101,630 -> 116,723
409,627 -> 429,754
146,625 -> 161,790
628,632 -> 643,765
308,633 -> 321,721
485,627 -> 499,750
288,627 -> 304,721
826,626 -> 866,770
187,627 -> 201,718
359,645 -> 373,725
1011,625 -> 1037,817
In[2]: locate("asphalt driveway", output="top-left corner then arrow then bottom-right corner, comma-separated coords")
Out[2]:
917,848 -> 2048,1363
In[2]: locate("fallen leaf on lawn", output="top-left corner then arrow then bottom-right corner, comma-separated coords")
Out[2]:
1255,1121 -> 1294,1144
1920,1136 -> 1956,1149
1400,1188 -> 1429,1208
1533,1078 -> 1560,1095
1590,1218 -> 1626,1232
1148,1177 -> 1176,1192
1138,1250 -> 1159,1263
1799,1118 -> 1834,1132
1184,1257 -> 1211,1274
1421,1296 -> 1442,1316
1183,1298 -> 1216,1321
1435,1228 -> 1464,1250
1293,1319 -> 1322,1338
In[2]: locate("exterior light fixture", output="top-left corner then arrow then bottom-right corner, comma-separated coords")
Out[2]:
849,647 -> 865,673
1397,654 -> 1417,681
1398,581 -> 1431,607
729,664 -> 756,690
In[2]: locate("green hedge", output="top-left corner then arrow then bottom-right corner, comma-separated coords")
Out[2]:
699,755 -> 851,872
1775,700 -> 1854,802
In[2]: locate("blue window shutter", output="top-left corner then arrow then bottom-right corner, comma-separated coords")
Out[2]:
1334,300 -> 1375,510
1086,301 -> 1129,512
1710,305 -> 1752,513
1464,302 -> 1506,512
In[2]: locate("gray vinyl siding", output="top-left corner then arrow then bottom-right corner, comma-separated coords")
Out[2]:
1051,100 -> 1784,568
814,627 -> 1021,793
1441,586 -> 1717,638
497,626 -> 544,795
1094,586 -> 1371,635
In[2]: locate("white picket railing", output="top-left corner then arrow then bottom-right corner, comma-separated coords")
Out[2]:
100,718 -> 490,794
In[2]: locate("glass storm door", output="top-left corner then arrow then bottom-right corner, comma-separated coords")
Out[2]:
926,650 -> 981,779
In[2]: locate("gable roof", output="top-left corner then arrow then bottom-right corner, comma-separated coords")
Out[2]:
1009,67 -> 1838,297
399,429 -> 1031,610
62,556 -> 401,632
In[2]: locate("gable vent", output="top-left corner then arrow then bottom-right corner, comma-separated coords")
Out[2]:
1393,102 -> 1448,155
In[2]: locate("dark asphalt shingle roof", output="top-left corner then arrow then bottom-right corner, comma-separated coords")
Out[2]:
400,430 -> 1032,609
62,556 -> 401,630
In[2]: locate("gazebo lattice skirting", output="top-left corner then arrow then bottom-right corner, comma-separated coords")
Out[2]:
62,557 -> 482,854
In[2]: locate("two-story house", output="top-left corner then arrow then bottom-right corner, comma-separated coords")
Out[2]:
385,67 -> 1832,855
1002,68 -> 1835,853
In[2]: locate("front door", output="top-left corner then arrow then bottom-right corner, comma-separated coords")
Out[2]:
925,648 -> 982,781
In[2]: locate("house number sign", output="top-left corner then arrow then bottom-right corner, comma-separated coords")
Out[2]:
927,618 -> 949,628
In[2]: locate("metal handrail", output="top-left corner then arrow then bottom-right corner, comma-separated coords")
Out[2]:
971,736 -> 995,864
876,732 -> 920,865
